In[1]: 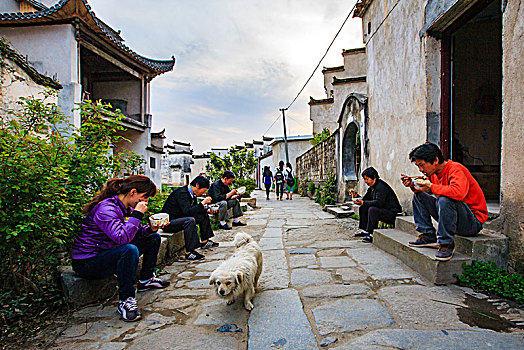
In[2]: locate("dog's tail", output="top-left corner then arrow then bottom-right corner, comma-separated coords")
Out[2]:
233,231 -> 253,248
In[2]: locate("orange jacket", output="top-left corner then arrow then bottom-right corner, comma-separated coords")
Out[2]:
429,160 -> 488,224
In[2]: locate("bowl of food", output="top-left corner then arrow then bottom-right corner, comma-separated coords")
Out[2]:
149,213 -> 169,226
236,186 -> 247,195
413,177 -> 431,186
207,204 -> 220,212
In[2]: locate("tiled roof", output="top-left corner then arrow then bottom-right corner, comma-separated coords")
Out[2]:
0,38 -> 62,89
342,47 -> 366,54
309,97 -> 334,105
322,65 -> 344,73
332,76 -> 366,85
0,0 -> 175,76
354,1 -> 373,18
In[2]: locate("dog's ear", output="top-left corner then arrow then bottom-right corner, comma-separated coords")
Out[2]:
236,271 -> 243,285
209,276 -> 216,285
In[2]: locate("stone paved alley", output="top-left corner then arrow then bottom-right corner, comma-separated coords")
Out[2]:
38,191 -> 523,349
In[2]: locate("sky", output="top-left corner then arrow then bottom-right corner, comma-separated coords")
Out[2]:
88,0 -> 364,153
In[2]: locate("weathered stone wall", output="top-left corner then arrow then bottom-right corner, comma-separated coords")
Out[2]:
361,0 -> 428,212
297,132 -> 337,185
501,0 -> 524,272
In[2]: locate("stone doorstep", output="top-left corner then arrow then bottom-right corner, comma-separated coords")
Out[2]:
61,230 -> 185,307
373,229 -> 471,285
395,216 -> 508,268
241,197 -> 257,208
325,206 -> 354,218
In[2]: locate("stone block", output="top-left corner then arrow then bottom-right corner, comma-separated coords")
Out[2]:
373,229 -> 471,284
160,230 -> 185,258
241,197 -> 256,207
395,216 -> 508,268
325,206 -> 354,218
59,266 -> 117,307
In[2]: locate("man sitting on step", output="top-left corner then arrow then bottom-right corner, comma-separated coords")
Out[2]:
208,171 -> 246,230
401,142 -> 488,262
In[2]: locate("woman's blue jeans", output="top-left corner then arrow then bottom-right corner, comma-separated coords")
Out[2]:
412,192 -> 482,245
72,233 -> 161,301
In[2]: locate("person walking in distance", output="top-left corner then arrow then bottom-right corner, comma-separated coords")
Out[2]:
263,166 -> 273,200
274,161 -> 285,201
285,162 -> 296,200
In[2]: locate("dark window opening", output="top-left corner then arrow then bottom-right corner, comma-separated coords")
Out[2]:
150,157 -> 156,169
368,22 -> 371,34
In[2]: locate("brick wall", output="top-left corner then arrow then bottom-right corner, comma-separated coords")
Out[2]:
296,132 -> 337,183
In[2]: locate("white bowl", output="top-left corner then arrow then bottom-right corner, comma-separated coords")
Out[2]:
236,186 -> 247,195
413,179 -> 431,186
149,213 -> 169,226
208,204 -> 220,212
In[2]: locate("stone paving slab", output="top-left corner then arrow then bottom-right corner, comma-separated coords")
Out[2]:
339,329 -> 524,349
267,219 -> 286,227
248,289 -> 317,350
308,240 -> 354,249
317,248 -> 346,256
264,227 -> 282,238
312,299 -> 395,336
378,285 -> 469,329
194,298 -> 249,326
288,247 -> 317,254
289,254 -> 317,268
127,325 -> 238,349
319,256 -> 357,268
291,268 -> 332,287
246,219 -> 268,226
186,278 -> 211,289
302,284 -> 372,298
259,250 -> 289,289
259,237 -> 283,250
347,247 -> 418,280
335,268 -> 369,282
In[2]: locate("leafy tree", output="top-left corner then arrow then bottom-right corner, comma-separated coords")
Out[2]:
0,90 -> 143,339
205,147 -> 257,195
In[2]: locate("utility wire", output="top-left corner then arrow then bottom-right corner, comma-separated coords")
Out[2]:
262,1 -> 358,138
285,1 -> 359,110
365,0 -> 402,45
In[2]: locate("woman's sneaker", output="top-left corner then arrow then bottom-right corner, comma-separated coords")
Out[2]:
137,274 -> 170,292
201,240 -> 219,249
118,297 -> 142,322
408,235 -> 438,248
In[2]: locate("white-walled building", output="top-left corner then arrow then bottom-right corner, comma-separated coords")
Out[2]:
162,140 -> 192,188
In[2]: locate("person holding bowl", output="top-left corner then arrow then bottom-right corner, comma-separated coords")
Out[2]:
208,170 -> 246,230
350,167 -> 402,243
72,175 -> 170,322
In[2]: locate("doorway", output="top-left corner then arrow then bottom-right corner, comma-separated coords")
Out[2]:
441,0 -> 502,202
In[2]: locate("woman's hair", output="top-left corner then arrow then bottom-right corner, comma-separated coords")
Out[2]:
286,162 -> 292,170
361,167 -> 379,180
263,166 -> 272,176
409,142 -> 444,164
83,175 -> 156,214
278,160 -> 284,169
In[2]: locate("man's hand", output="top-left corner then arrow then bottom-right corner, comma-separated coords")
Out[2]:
400,174 -> 414,188
202,196 -> 212,205
354,198 -> 364,205
135,201 -> 148,213
414,182 -> 432,193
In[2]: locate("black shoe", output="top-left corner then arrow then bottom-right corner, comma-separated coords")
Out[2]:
408,235 -> 438,248
201,240 -> 219,249
354,231 -> 369,237
232,221 -> 247,227
118,297 -> 142,322
137,274 -> 170,292
362,235 -> 373,243
219,223 -> 232,230
186,251 -> 205,261
435,242 -> 455,261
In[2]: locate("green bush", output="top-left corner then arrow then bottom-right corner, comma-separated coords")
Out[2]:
0,90 -> 143,339
311,128 -> 331,146
316,173 -> 337,206
298,178 -> 309,196
308,181 -> 316,195
456,260 -> 524,304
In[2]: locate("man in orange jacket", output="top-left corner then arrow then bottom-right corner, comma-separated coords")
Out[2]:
400,143 -> 488,261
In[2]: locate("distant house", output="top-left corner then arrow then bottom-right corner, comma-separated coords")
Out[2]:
162,140 -> 192,188
0,38 -> 62,112
0,0 -> 175,187
190,153 -> 211,180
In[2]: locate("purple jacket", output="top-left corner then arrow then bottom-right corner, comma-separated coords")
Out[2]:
72,195 -> 152,260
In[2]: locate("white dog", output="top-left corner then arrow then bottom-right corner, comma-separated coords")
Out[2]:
209,232 -> 263,310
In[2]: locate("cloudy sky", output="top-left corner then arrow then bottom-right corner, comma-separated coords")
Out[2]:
89,0 -> 364,153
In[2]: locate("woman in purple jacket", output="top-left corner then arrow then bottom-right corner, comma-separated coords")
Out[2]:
72,175 -> 169,322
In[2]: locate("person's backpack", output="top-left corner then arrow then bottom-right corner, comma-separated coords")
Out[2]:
275,168 -> 284,184
286,169 -> 294,186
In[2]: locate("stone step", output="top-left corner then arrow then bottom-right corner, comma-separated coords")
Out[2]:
395,216 -> 508,268
325,206 -> 354,218
373,229 -> 471,285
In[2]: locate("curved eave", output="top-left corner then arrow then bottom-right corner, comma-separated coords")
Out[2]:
0,0 -> 175,77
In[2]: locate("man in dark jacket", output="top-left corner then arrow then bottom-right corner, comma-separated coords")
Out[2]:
162,176 -> 218,260
208,171 -> 246,230
350,167 -> 402,243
